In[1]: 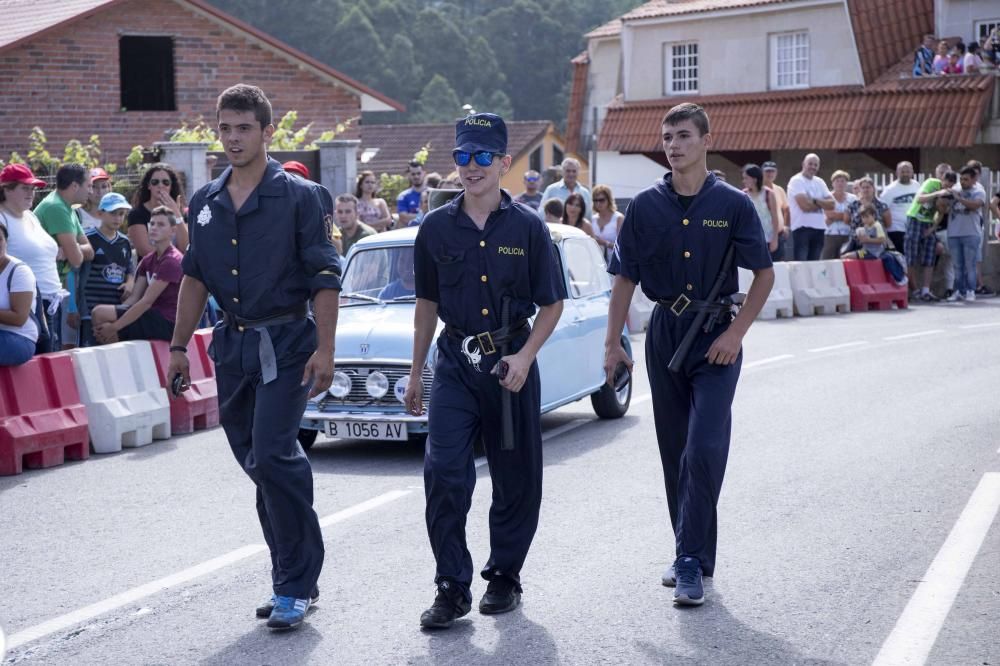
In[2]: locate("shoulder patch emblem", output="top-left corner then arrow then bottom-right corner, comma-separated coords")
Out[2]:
196,206 -> 212,226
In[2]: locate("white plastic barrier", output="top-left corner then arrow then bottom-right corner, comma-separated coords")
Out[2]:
740,265 -> 793,320
627,288 -> 655,333
71,342 -> 171,453
787,261 -> 851,316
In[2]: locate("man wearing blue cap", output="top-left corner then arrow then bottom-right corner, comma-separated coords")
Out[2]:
404,113 -> 566,629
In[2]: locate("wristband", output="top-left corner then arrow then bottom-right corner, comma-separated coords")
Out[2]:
169,345 -> 187,353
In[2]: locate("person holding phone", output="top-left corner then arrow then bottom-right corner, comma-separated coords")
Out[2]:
127,163 -> 188,257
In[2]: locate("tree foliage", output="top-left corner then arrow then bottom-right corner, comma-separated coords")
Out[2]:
206,0 -> 644,126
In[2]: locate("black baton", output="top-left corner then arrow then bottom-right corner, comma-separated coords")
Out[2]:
668,245 -> 735,373
500,296 -> 515,450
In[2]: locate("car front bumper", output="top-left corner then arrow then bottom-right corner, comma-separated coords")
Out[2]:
300,409 -> 429,434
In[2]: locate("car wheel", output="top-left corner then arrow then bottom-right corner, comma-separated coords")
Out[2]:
591,340 -> 632,419
298,428 -> 319,451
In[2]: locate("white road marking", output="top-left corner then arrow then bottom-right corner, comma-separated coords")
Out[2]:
959,322 -> 1000,330
743,354 -> 794,369
475,418 -> 591,468
872,472 -> 1000,666
808,341 -> 868,353
883,329 -> 944,341
6,490 -> 413,651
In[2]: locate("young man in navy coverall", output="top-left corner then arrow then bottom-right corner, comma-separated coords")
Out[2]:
404,113 -> 566,629
167,85 -> 341,630
604,103 -> 774,606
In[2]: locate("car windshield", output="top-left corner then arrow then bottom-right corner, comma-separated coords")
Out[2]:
341,245 -> 417,303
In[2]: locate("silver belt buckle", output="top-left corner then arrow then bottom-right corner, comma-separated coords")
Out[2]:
670,294 -> 691,316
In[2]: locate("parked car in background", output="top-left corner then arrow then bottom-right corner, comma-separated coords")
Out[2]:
298,223 -> 632,448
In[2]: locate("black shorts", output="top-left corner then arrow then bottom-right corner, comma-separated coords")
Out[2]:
115,305 -> 174,341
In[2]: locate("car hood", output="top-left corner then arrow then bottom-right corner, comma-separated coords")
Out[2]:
335,303 -> 441,361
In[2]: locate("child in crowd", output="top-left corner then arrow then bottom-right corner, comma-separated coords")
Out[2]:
79,192 -> 135,345
542,198 -> 563,225
91,206 -> 182,343
842,204 -> 907,285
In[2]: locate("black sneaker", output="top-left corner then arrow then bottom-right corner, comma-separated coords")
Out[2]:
256,585 -> 319,618
420,582 -> 471,629
672,557 -> 705,606
479,577 -> 521,614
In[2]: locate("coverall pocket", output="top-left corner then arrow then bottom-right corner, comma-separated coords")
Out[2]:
433,251 -> 466,287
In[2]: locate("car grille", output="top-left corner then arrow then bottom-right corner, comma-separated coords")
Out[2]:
314,364 -> 433,410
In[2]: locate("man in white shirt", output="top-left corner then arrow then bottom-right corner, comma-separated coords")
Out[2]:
540,158 -> 592,218
786,153 -> 834,261
878,161 -> 920,254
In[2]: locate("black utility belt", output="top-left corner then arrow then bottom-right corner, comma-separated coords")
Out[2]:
444,320 -> 529,356
655,294 -> 740,317
223,303 -> 308,330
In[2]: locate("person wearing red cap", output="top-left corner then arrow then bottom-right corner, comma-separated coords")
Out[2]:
282,160 -> 310,180
77,168 -> 113,232
0,163 -> 60,353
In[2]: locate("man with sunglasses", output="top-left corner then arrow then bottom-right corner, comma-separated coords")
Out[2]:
514,170 -> 543,211
404,112 -> 566,629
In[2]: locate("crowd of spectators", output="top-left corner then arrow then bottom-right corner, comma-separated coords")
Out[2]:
0,162 -> 189,366
914,29 -> 1000,76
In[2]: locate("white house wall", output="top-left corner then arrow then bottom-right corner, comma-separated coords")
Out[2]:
592,151 -> 665,199
622,1 -> 863,100
936,0 -> 1000,42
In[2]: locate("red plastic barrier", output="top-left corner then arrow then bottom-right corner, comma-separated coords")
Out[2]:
842,259 -> 908,311
150,333 -> 218,435
0,353 -> 90,475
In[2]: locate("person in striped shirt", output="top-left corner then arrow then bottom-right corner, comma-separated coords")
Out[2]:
80,193 -> 134,344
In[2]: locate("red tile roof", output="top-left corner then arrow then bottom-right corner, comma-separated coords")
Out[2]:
360,121 -> 554,178
565,53 -> 590,155
585,18 -> 623,39
0,0 -> 404,111
598,75 -> 995,153
846,0 -> 935,84
621,0 -> 795,20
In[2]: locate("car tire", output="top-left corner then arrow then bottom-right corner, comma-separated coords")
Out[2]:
591,338 -> 632,419
298,428 -> 319,451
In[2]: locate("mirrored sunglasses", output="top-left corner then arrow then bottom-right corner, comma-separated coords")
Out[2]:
453,150 -> 500,167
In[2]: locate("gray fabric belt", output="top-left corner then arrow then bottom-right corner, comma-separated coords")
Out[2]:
223,304 -> 308,384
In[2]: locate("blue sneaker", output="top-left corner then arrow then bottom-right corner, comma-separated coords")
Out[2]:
267,595 -> 311,629
256,586 -> 319,618
672,557 -> 704,606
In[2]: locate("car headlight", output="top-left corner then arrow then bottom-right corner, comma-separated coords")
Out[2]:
366,371 -> 389,399
329,371 -> 352,399
394,375 -> 409,403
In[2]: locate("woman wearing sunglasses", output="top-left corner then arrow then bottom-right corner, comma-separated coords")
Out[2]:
128,163 -> 188,257
591,184 -> 623,263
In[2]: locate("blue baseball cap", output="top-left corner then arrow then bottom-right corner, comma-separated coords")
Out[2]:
99,192 -> 132,212
454,113 -> 507,154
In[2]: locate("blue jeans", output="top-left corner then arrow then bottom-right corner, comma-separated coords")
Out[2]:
948,235 -> 980,294
793,227 -> 824,261
0,330 -> 36,366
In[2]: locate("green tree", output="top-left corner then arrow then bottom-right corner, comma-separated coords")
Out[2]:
377,34 -> 424,104
412,75 -> 462,123
326,6 -> 386,80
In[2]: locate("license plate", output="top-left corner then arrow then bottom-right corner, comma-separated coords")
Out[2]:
325,420 -> 408,441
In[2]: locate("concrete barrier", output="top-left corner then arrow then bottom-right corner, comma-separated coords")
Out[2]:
842,259 -> 908,311
0,353 -> 90,475
150,339 -> 219,434
71,342 -> 171,453
788,261 -> 851,316
741,264 -> 793,319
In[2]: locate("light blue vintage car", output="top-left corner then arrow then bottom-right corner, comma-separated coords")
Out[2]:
297,223 -> 632,448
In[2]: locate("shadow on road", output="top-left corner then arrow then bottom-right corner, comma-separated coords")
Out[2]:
412,609 -> 561,665
635,591 -> 845,665
199,620 -> 322,666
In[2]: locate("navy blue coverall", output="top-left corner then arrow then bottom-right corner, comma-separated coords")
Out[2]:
413,191 -> 566,602
182,158 -> 342,598
608,172 -> 771,576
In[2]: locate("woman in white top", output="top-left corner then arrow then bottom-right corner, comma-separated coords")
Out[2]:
0,164 -> 60,353
0,224 -> 38,365
741,164 -> 782,260
355,170 -> 392,232
822,170 -> 857,260
591,184 -> 623,263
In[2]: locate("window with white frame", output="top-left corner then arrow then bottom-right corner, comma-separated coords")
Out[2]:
663,42 -> 698,95
976,19 -> 1000,43
770,31 -> 809,89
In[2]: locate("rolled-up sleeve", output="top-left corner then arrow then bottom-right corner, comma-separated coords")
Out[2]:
181,195 -> 205,283
607,199 -> 641,284
295,186 -> 342,293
